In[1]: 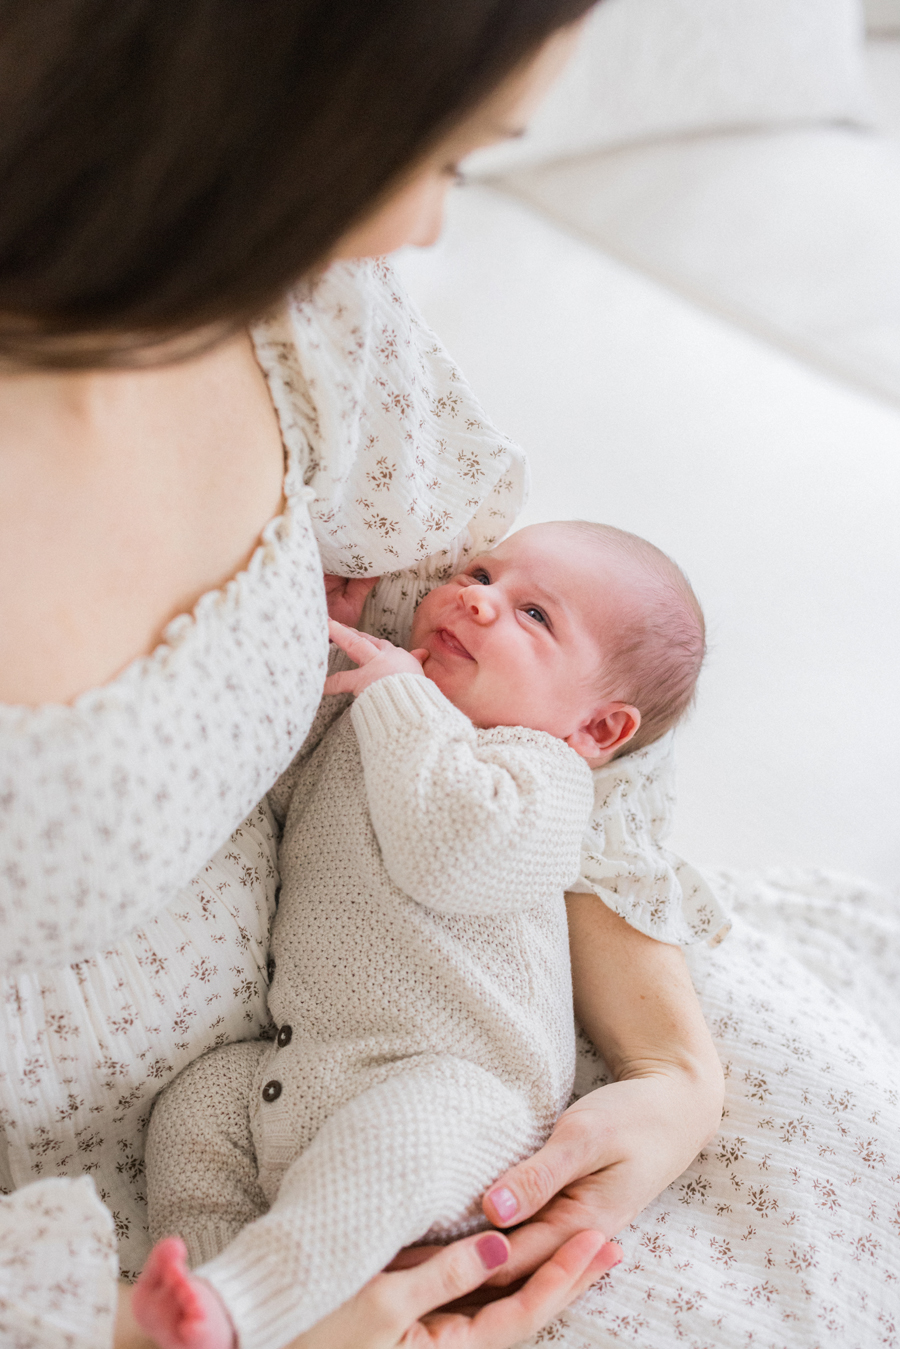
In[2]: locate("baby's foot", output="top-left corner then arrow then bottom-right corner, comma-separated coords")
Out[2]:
132,1237 -> 236,1349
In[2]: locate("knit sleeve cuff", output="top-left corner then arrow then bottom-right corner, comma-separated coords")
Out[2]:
350,672 -> 470,754
0,1176 -> 119,1349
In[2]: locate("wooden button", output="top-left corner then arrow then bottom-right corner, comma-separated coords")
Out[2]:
277,1024 -> 293,1048
262,1080 -> 282,1103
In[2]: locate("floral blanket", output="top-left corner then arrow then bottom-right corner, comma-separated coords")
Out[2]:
528,869 -> 900,1349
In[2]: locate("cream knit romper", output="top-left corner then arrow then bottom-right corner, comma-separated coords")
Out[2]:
146,672 -> 594,1349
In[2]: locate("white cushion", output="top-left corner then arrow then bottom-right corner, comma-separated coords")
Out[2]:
867,37 -> 900,139
466,0 -> 873,175
865,0 -> 900,31
500,126 -> 900,405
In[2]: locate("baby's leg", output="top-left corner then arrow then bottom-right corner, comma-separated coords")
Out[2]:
198,1055 -> 543,1349
146,1040 -> 271,1267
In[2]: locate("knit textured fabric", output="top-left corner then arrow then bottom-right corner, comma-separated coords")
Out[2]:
147,672 -> 594,1349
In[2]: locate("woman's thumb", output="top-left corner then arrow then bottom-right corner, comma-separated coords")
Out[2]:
483,1125 -> 589,1226
392,1231 -> 512,1324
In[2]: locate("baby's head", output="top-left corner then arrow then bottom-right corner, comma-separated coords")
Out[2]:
410,520 -> 705,766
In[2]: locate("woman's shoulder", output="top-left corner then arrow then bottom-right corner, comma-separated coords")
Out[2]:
252,258 -> 528,580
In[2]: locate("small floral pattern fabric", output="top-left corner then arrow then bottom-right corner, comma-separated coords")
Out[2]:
0,802 -> 278,1282
522,870 -> 900,1349
570,734 -> 731,948
3,257 -> 887,1349
0,258 -> 527,1342
0,1177 -> 118,1349
252,256 -> 526,578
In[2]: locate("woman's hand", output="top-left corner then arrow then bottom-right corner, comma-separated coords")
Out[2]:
478,891 -> 724,1285
480,1068 -> 721,1283
288,1229 -> 621,1349
119,1231 -> 622,1349
325,619 -> 428,696
323,574 -> 380,627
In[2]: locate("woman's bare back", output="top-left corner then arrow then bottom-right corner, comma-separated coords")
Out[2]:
0,332 -> 285,706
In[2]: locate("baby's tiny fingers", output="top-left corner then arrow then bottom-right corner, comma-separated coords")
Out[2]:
323,672 -> 358,696
327,619 -> 381,661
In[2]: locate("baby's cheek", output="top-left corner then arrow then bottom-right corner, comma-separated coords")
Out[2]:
410,586 -> 450,642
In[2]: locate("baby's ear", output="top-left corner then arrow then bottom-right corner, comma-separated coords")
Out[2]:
565,704 -> 640,766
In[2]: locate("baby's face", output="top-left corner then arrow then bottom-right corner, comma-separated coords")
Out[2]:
410,524 -> 632,748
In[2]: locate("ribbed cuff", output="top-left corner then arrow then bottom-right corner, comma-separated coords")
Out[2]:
182,1218 -> 249,1269
199,1239 -> 312,1349
351,672 -> 468,752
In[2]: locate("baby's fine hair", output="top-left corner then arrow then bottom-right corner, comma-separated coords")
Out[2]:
565,520 -> 706,756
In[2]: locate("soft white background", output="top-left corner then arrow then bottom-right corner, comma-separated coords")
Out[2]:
394,17 -> 900,892
396,197 -> 900,890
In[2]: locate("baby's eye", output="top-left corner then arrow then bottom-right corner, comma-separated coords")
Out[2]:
470,568 -> 491,586
523,606 -> 547,624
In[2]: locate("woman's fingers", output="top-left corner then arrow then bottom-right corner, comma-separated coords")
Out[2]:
384,1245 -> 443,1272
486,1212 -> 584,1286
290,1231 -> 621,1349
482,1110 -> 604,1228
359,1232 -> 510,1334
323,576 -> 381,626
343,576 -> 380,608
440,1231 -> 619,1349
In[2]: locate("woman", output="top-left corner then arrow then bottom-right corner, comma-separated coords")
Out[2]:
0,4 -> 728,1345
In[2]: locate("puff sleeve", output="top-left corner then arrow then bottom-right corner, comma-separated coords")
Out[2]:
569,733 -> 731,947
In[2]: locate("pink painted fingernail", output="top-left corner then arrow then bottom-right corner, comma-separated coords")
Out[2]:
477,1234 -> 509,1270
488,1187 -> 518,1222
602,1241 -> 624,1270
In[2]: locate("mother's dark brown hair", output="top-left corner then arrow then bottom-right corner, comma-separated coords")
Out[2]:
0,0 -> 594,364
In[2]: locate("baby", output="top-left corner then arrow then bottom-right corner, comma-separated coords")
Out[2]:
134,520 -> 705,1349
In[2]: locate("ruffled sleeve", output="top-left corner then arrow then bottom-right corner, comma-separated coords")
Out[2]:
255,259 -> 721,949
251,256 -> 527,583
259,255 -> 529,821
569,733 -> 732,947
0,1177 -> 118,1349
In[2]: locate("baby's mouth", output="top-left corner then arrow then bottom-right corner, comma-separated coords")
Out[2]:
435,627 -> 474,660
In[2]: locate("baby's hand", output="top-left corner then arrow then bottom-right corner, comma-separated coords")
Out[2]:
323,574 -> 380,627
325,620 -> 428,697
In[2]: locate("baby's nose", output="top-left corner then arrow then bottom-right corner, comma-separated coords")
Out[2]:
458,584 -> 497,623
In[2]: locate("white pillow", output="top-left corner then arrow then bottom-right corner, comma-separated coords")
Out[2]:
501,126 -> 900,406
466,0 -> 873,176
865,0 -> 900,31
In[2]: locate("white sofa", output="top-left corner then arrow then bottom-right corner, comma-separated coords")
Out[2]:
395,0 -> 900,897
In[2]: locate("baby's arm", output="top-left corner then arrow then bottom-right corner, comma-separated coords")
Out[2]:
326,621 -> 594,916
481,894 -> 724,1275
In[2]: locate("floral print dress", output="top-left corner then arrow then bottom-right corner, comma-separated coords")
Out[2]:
2,257 -> 893,1349
0,258 -> 531,1344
